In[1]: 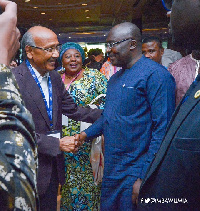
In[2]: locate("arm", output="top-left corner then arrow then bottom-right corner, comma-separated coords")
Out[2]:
140,69 -> 176,178
61,79 -> 103,123
132,69 -> 175,205
0,2 -> 38,209
74,115 -> 104,148
0,0 -> 20,66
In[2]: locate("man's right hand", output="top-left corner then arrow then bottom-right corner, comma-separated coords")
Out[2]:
60,136 -> 76,153
74,132 -> 87,147
0,0 -> 20,66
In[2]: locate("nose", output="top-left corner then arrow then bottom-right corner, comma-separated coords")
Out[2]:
52,50 -> 59,58
144,52 -> 151,58
70,55 -> 77,61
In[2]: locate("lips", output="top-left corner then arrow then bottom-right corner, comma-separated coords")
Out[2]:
49,60 -> 56,66
70,63 -> 77,68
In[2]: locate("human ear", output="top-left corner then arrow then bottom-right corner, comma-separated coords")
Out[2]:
25,45 -> 33,59
130,40 -> 137,50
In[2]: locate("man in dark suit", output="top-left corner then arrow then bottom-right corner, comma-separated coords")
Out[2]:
138,0 -> 200,210
12,26 -> 102,210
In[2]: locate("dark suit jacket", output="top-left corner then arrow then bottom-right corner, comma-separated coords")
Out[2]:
12,61 -> 102,195
138,76 -> 200,210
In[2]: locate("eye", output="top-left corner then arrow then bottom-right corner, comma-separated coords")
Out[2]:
149,50 -> 155,54
75,55 -> 81,58
46,48 -> 53,53
65,55 -> 71,59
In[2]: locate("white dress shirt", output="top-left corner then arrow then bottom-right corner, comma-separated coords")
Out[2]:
32,67 -> 50,107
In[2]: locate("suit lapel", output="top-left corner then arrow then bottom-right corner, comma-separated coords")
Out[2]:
142,79 -> 200,185
19,64 -> 51,129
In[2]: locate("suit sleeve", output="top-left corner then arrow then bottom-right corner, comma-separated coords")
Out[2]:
140,68 -> 176,179
84,115 -> 104,140
61,78 -> 103,123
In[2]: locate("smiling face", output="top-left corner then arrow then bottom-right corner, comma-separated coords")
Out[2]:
62,49 -> 83,76
106,31 -> 133,68
26,26 -> 59,76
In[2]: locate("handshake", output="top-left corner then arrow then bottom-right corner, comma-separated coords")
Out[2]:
59,132 -> 87,153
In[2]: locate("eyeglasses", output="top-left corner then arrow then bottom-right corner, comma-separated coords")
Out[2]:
162,0 -> 173,11
106,38 -> 135,49
29,44 -> 62,53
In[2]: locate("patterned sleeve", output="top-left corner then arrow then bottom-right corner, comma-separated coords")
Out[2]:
90,69 -> 107,109
0,64 -> 38,210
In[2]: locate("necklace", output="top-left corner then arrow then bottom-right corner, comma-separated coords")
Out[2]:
62,69 -> 82,90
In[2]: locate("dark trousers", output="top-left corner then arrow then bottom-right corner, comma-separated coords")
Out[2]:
39,163 -> 59,211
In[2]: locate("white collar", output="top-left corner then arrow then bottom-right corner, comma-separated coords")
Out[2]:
31,66 -> 49,83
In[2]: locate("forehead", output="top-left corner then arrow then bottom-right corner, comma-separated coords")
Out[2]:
33,30 -> 58,47
107,26 -> 131,41
64,49 -> 80,54
142,41 -> 160,49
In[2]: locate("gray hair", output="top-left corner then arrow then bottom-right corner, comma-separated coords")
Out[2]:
21,31 -> 35,60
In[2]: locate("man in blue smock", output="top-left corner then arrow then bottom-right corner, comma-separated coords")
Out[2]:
75,22 -> 175,210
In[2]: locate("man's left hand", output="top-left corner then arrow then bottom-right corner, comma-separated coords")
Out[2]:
132,178 -> 142,205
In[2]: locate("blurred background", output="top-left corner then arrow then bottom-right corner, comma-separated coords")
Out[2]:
13,0 -> 179,62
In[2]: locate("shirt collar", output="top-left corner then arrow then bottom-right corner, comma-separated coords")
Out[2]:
31,65 -> 49,83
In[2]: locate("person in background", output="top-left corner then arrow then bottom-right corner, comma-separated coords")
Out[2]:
142,36 -> 164,65
74,22 -> 175,210
100,57 -> 121,80
85,48 -> 104,70
59,42 -> 107,210
168,50 -> 200,106
162,48 -> 182,68
12,26 -> 102,211
138,0 -> 200,209
0,0 -> 38,210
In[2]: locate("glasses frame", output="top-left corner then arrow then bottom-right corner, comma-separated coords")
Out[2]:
161,0 -> 173,11
29,44 -> 62,53
106,38 -> 135,49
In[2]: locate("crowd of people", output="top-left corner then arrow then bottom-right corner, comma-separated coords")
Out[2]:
1,0 -> 200,210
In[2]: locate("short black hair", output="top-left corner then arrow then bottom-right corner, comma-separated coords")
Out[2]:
142,36 -> 163,49
88,48 -> 103,57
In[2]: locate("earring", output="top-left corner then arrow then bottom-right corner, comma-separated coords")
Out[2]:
62,65 -> 65,73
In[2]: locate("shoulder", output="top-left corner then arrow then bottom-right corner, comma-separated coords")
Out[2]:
12,61 -> 27,74
140,56 -> 169,75
163,48 -> 182,58
11,61 -> 29,82
168,54 -> 193,71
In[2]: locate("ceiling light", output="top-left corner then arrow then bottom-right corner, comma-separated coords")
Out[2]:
104,35 -> 106,36
25,0 -> 30,2
85,10 -> 89,12
69,37 -> 71,39
33,7 -> 38,9
41,12 -> 45,15
82,3 -> 87,6
86,16 -> 90,19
